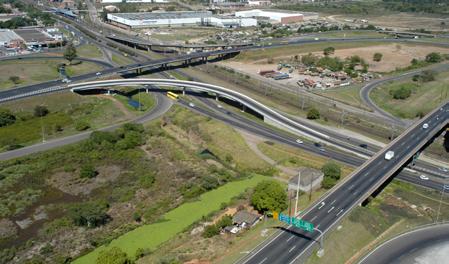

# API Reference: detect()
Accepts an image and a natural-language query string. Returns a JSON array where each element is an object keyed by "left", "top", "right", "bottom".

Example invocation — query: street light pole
[
  {"left": 314, "top": 228, "right": 325, "bottom": 257},
  {"left": 294, "top": 170, "right": 301, "bottom": 216}
]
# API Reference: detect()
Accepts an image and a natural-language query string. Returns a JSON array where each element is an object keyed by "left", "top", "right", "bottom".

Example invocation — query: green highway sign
[{"left": 274, "top": 212, "right": 314, "bottom": 232}]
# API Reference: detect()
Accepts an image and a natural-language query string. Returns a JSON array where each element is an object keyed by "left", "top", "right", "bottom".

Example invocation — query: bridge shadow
[{"left": 274, "top": 226, "right": 315, "bottom": 242}]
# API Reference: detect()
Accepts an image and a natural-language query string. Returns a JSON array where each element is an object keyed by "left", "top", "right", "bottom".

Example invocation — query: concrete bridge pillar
[
  {"left": 146, "top": 88, "right": 149, "bottom": 93},
  {"left": 241, "top": 105, "right": 246, "bottom": 112},
  {"left": 107, "top": 90, "right": 111, "bottom": 95},
  {"left": 182, "top": 87, "right": 186, "bottom": 95},
  {"left": 215, "top": 94, "right": 219, "bottom": 101}
]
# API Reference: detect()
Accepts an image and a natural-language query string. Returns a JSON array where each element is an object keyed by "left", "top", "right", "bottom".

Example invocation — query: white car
[
  {"left": 296, "top": 139, "right": 303, "bottom": 144},
  {"left": 96, "top": 72, "right": 102, "bottom": 76},
  {"left": 188, "top": 102, "right": 195, "bottom": 107},
  {"left": 422, "top": 123, "right": 429, "bottom": 129},
  {"left": 217, "top": 104, "right": 223, "bottom": 109},
  {"left": 419, "top": 175, "right": 429, "bottom": 180},
  {"left": 439, "top": 167, "right": 448, "bottom": 172}
]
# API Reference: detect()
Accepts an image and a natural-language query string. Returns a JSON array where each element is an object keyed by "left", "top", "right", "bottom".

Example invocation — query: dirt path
[
  {"left": 97, "top": 94, "right": 134, "bottom": 120},
  {"left": 237, "top": 129, "right": 297, "bottom": 182}
]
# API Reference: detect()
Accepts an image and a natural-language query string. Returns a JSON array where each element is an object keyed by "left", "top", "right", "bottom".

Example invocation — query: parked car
[{"left": 419, "top": 175, "right": 429, "bottom": 180}]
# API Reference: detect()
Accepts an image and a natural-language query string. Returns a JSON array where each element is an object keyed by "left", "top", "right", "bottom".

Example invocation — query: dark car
[
  {"left": 359, "top": 144, "right": 368, "bottom": 149},
  {"left": 314, "top": 142, "right": 322, "bottom": 148}
]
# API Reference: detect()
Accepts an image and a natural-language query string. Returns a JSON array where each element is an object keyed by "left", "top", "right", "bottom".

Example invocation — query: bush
[
  {"left": 9, "top": 76, "right": 20, "bottom": 84},
  {"left": 321, "top": 161, "right": 341, "bottom": 181},
  {"left": 301, "top": 53, "right": 319, "bottom": 66},
  {"left": 33, "top": 105, "right": 49, "bottom": 117},
  {"left": 202, "top": 224, "right": 220, "bottom": 238},
  {"left": 307, "top": 108, "right": 320, "bottom": 120},
  {"left": 390, "top": 85, "right": 412, "bottom": 100},
  {"left": 0, "top": 108, "right": 16, "bottom": 127},
  {"left": 251, "top": 180, "right": 287, "bottom": 213},
  {"left": 323, "top": 46, "right": 335, "bottom": 56},
  {"left": 69, "top": 200, "right": 109, "bottom": 228},
  {"left": 139, "top": 172, "right": 155, "bottom": 188},
  {"left": 425, "top": 52, "right": 443, "bottom": 63},
  {"left": 373, "top": 53, "right": 383, "bottom": 62},
  {"left": 79, "top": 164, "right": 98, "bottom": 179},
  {"left": 317, "top": 56, "right": 344, "bottom": 71},
  {"left": 75, "top": 120, "right": 90, "bottom": 131}
]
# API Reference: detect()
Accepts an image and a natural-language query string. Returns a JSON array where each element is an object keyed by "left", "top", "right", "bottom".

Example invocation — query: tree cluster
[
  {"left": 251, "top": 180, "right": 287, "bottom": 213},
  {"left": 0, "top": 109, "right": 16, "bottom": 127},
  {"left": 68, "top": 200, "right": 109, "bottom": 228},
  {"left": 321, "top": 161, "right": 341, "bottom": 189},
  {"left": 202, "top": 215, "right": 233, "bottom": 238}
]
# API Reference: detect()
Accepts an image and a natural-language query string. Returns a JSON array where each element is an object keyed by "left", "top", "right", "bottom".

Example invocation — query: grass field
[
  {"left": 111, "top": 54, "right": 134, "bottom": 65},
  {"left": 257, "top": 141, "right": 354, "bottom": 177},
  {"left": 371, "top": 71, "right": 449, "bottom": 118},
  {"left": 73, "top": 174, "right": 269, "bottom": 264},
  {"left": 0, "top": 59, "right": 102, "bottom": 90},
  {"left": 114, "top": 91, "right": 156, "bottom": 112},
  {"left": 234, "top": 41, "right": 387, "bottom": 62},
  {"left": 315, "top": 84, "right": 369, "bottom": 110},
  {"left": 76, "top": 44, "right": 103, "bottom": 59}
]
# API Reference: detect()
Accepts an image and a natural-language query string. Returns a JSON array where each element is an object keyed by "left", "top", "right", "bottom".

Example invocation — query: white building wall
[
  {"left": 101, "top": 0, "right": 122, "bottom": 3},
  {"left": 235, "top": 9, "right": 302, "bottom": 22}
]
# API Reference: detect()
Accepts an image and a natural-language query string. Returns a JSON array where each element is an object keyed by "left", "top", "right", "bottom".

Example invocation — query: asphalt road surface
[{"left": 359, "top": 223, "right": 449, "bottom": 264}]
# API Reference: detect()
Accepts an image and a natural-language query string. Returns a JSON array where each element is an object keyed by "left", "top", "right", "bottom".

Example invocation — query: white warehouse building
[
  {"left": 235, "top": 9, "right": 303, "bottom": 24},
  {"left": 107, "top": 11, "right": 257, "bottom": 28},
  {"left": 101, "top": 0, "right": 169, "bottom": 3}
]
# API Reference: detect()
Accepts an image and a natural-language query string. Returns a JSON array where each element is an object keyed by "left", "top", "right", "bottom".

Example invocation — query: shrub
[
  {"left": 321, "top": 161, "right": 341, "bottom": 181},
  {"left": 390, "top": 85, "right": 412, "bottom": 100},
  {"left": 9, "top": 76, "right": 20, "bottom": 84},
  {"left": 373, "top": 53, "right": 383, "bottom": 62},
  {"left": 69, "top": 201, "right": 109, "bottom": 228},
  {"left": 139, "top": 172, "right": 155, "bottom": 188},
  {"left": 79, "top": 164, "right": 98, "bottom": 179},
  {"left": 323, "top": 46, "right": 335, "bottom": 56},
  {"left": 96, "top": 247, "right": 131, "bottom": 264},
  {"left": 307, "top": 108, "right": 320, "bottom": 120},
  {"left": 425, "top": 52, "right": 443, "bottom": 63},
  {"left": 0, "top": 109, "right": 16, "bottom": 127},
  {"left": 33, "top": 105, "right": 49, "bottom": 117},
  {"left": 75, "top": 120, "right": 90, "bottom": 131},
  {"left": 202, "top": 224, "right": 220, "bottom": 238}
]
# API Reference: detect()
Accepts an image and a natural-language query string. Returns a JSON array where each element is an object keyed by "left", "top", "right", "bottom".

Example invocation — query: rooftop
[
  {"left": 0, "top": 29, "right": 23, "bottom": 42},
  {"left": 111, "top": 11, "right": 212, "bottom": 20},
  {"left": 14, "top": 28, "right": 53, "bottom": 43},
  {"left": 232, "top": 210, "right": 261, "bottom": 225}
]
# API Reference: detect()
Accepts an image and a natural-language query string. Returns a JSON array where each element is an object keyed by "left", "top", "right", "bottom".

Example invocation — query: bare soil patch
[
  {"left": 0, "top": 219, "right": 18, "bottom": 239},
  {"left": 48, "top": 165, "right": 122, "bottom": 196},
  {"left": 226, "top": 44, "right": 449, "bottom": 73}
]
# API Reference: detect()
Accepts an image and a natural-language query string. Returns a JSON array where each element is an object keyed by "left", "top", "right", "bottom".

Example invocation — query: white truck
[{"left": 385, "top": 150, "right": 395, "bottom": 160}]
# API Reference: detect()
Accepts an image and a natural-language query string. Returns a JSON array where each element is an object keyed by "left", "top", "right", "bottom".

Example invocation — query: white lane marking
[
  {"left": 336, "top": 209, "right": 344, "bottom": 217},
  {"left": 363, "top": 172, "right": 369, "bottom": 177},
  {"left": 286, "top": 235, "right": 294, "bottom": 242},
  {"left": 288, "top": 246, "right": 296, "bottom": 253},
  {"left": 310, "top": 216, "right": 317, "bottom": 222},
  {"left": 348, "top": 184, "right": 355, "bottom": 190},
  {"left": 330, "top": 199, "right": 336, "bottom": 205},
  {"left": 327, "top": 206, "right": 335, "bottom": 213},
  {"left": 353, "top": 191, "right": 359, "bottom": 196},
  {"left": 259, "top": 257, "right": 268, "bottom": 264},
  {"left": 406, "top": 145, "right": 411, "bottom": 149},
  {"left": 318, "top": 202, "right": 325, "bottom": 210},
  {"left": 400, "top": 141, "right": 406, "bottom": 146}
]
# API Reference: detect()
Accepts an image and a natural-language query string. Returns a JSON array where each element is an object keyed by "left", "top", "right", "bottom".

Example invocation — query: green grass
[
  {"left": 0, "top": 59, "right": 102, "bottom": 90},
  {"left": 76, "top": 44, "right": 103, "bottom": 59},
  {"left": 371, "top": 71, "right": 449, "bottom": 118},
  {"left": 73, "top": 174, "right": 269, "bottom": 264},
  {"left": 111, "top": 54, "right": 134, "bottom": 65},
  {"left": 114, "top": 91, "right": 156, "bottom": 113},
  {"left": 314, "top": 84, "right": 369, "bottom": 110}
]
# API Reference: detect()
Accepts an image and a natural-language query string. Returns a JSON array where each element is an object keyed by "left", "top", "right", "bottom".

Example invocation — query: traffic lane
[{"left": 359, "top": 223, "right": 449, "bottom": 264}]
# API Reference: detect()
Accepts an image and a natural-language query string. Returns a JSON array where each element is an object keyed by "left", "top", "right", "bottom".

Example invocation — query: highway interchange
[{"left": 1, "top": 12, "right": 449, "bottom": 264}]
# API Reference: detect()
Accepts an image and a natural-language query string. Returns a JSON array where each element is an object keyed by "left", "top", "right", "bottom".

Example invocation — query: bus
[{"left": 167, "top": 91, "right": 179, "bottom": 100}]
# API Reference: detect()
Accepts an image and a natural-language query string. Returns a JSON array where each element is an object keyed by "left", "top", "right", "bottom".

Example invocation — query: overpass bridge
[{"left": 106, "top": 34, "right": 254, "bottom": 53}]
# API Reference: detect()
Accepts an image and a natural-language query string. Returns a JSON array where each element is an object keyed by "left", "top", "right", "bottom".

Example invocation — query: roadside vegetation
[
  {"left": 371, "top": 64, "right": 449, "bottom": 119},
  {"left": 0, "top": 105, "right": 274, "bottom": 264}
]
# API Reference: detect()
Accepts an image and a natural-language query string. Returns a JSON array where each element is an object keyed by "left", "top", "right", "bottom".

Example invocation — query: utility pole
[
  {"left": 436, "top": 183, "right": 449, "bottom": 223},
  {"left": 294, "top": 170, "right": 301, "bottom": 216},
  {"left": 315, "top": 228, "right": 325, "bottom": 257}
]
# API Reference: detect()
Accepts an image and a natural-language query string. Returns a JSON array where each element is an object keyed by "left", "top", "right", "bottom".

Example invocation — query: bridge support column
[
  {"left": 241, "top": 105, "right": 246, "bottom": 112},
  {"left": 146, "top": 88, "right": 149, "bottom": 93},
  {"left": 215, "top": 94, "right": 219, "bottom": 101},
  {"left": 107, "top": 90, "right": 111, "bottom": 95},
  {"left": 182, "top": 87, "right": 186, "bottom": 95},
  {"left": 147, "top": 46, "right": 150, "bottom": 52}
]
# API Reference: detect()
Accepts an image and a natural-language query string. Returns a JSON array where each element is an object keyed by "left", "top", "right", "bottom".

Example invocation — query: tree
[
  {"left": 317, "top": 56, "right": 344, "bottom": 71},
  {"left": 80, "top": 164, "right": 98, "bottom": 179},
  {"left": 96, "top": 247, "right": 131, "bottom": 264},
  {"left": 75, "top": 120, "right": 90, "bottom": 131},
  {"left": 0, "top": 109, "right": 16, "bottom": 127},
  {"left": 323, "top": 47, "right": 335, "bottom": 56},
  {"left": 202, "top": 224, "right": 220, "bottom": 238},
  {"left": 301, "top": 53, "right": 319, "bottom": 66},
  {"left": 425, "top": 52, "right": 443, "bottom": 63},
  {"left": 251, "top": 180, "right": 287, "bottom": 213},
  {"left": 64, "top": 42, "right": 77, "bottom": 64},
  {"left": 33, "top": 105, "right": 49, "bottom": 117},
  {"left": 9, "top": 76, "right": 20, "bottom": 84},
  {"left": 373, "top": 52, "right": 383, "bottom": 62},
  {"left": 321, "top": 162, "right": 341, "bottom": 181},
  {"left": 307, "top": 108, "right": 320, "bottom": 120}
]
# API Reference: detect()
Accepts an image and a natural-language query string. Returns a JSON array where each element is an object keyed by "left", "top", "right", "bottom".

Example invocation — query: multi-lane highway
[{"left": 238, "top": 103, "right": 449, "bottom": 264}]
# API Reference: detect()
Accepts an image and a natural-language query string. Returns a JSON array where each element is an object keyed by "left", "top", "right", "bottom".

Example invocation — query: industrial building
[
  {"left": 0, "top": 29, "right": 23, "bottom": 47},
  {"left": 107, "top": 11, "right": 257, "bottom": 28},
  {"left": 235, "top": 9, "right": 303, "bottom": 24},
  {"left": 101, "top": 0, "right": 169, "bottom": 3}
]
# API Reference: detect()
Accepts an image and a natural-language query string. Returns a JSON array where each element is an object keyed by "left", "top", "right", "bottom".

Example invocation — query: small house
[{"left": 232, "top": 210, "right": 261, "bottom": 228}]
